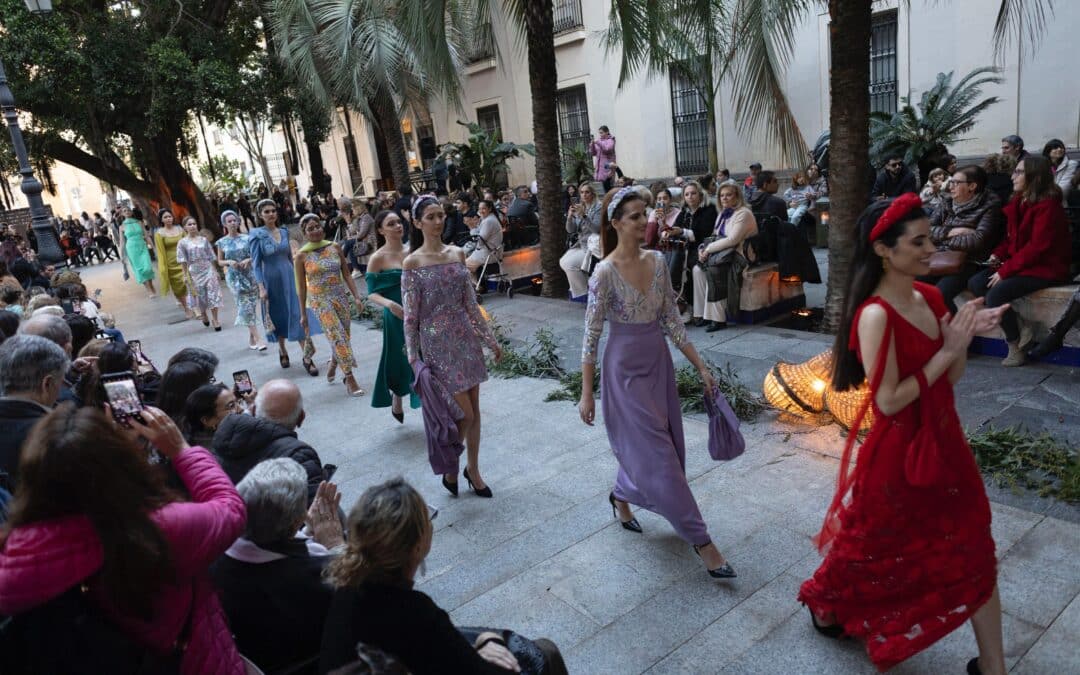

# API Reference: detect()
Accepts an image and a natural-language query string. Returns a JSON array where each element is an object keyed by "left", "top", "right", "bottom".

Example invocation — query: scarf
[
  {"left": 713, "top": 207, "right": 734, "bottom": 237},
  {"left": 294, "top": 239, "right": 335, "bottom": 291}
]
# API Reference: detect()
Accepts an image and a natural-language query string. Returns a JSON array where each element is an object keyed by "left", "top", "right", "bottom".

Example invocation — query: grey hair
[
  {"left": 254, "top": 381, "right": 304, "bottom": 429},
  {"left": 236, "top": 458, "right": 308, "bottom": 546},
  {"left": 18, "top": 314, "right": 73, "bottom": 351},
  {"left": 0, "top": 335, "right": 69, "bottom": 395}
]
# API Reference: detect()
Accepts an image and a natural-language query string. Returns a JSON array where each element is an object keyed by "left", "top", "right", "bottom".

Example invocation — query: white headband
[{"left": 606, "top": 186, "right": 637, "bottom": 220}]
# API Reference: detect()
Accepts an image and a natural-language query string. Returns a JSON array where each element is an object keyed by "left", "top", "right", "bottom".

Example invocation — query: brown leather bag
[{"left": 928, "top": 249, "right": 967, "bottom": 276}]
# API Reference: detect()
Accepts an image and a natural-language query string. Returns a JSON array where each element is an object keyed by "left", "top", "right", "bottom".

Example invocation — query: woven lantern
[
  {"left": 825, "top": 383, "right": 875, "bottom": 431},
  {"left": 762, "top": 350, "right": 833, "bottom": 417}
]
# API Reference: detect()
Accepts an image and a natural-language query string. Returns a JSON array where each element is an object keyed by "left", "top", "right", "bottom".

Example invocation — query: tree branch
[{"left": 41, "top": 138, "right": 156, "bottom": 196}]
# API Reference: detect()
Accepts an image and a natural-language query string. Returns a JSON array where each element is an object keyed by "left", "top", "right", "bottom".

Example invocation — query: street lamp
[{"left": 0, "top": 0, "right": 64, "bottom": 266}]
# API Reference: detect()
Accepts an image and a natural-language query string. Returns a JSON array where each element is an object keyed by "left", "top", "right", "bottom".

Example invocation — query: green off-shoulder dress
[{"left": 365, "top": 269, "right": 420, "bottom": 409}]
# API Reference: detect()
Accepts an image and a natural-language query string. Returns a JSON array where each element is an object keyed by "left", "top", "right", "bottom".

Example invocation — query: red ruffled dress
[{"left": 799, "top": 283, "right": 997, "bottom": 671}]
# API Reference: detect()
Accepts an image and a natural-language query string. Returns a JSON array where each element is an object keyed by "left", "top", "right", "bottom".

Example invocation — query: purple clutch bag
[{"left": 704, "top": 387, "right": 745, "bottom": 461}]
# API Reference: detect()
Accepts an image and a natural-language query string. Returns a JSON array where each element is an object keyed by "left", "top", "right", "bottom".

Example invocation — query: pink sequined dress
[{"left": 402, "top": 261, "right": 498, "bottom": 395}]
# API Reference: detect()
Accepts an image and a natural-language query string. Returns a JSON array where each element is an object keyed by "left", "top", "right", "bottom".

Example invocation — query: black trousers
[
  {"left": 919, "top": 263, "right": 980, "bottom": 315},
  {"left": 967, "top": 268, "right": 1059, "bottom": 342}
]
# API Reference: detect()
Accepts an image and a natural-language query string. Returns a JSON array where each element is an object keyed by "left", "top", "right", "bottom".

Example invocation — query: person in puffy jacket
[{"left": 0, "top": 404, "right": 247, "bottom": 674}]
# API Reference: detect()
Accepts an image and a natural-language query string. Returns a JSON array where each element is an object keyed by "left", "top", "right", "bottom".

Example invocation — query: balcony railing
[
  {"left": 466, "top": 30, "right": 495, "bottom": 64},
  {"left": 553, "top": 0, "right": 583, "bottom": 35}
]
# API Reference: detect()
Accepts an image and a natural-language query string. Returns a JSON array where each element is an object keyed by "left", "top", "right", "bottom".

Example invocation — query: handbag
[
  {"left": 704, "top": 387, "right": 745, "bottom": 461},
  {"left": 928, "top": 248, "right": 967, "bottom": 276}
]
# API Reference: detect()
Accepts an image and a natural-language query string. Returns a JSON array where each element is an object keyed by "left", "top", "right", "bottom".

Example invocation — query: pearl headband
[{"left": 606, "top": 186, "right": 637, "bottom": 220}]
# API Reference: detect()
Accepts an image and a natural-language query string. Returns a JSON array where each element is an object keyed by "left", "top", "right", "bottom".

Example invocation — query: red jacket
[
  {"left": 0, "top": 447, "right": 247, "bottom": 675},
  {"left": 993, "top": 195, "right": 1072, "bottom": 281}
]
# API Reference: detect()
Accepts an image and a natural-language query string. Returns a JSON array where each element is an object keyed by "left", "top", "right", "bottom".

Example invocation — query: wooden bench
[
  {"left": 734, "top": 262, "right": 806, "bottom": 324},
  {"left": 954, "top": 283, "right": 1079, "bottom": 366}
]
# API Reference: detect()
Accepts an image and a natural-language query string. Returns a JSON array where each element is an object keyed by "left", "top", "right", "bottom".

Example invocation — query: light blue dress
[{"left": 249, "top": 226, "right": 321, "bottom": 342}]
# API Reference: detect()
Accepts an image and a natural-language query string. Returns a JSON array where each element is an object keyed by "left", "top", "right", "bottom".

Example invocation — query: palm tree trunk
[
  {"left": 822, "top": 1, "right": 873, "bottom": 333},
  {"left": 372, "top": 93, "right": 411, "bottom": 191},
  {"left": 523, "top": 0, "right": 568, "bottom": 298}
]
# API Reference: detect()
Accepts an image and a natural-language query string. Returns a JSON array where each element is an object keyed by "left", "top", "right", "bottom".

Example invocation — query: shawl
[{"left": 294, "top": 240, "right": 335, "bottom": 291}]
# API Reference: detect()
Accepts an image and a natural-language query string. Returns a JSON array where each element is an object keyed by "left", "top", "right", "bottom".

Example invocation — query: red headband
[{"left": 869, "top": 192, "right": 923, "bottom": 242}]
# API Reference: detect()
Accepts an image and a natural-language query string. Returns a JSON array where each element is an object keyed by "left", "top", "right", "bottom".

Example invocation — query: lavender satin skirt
[{"left": 601, "top": 321, "right": 709, "bottom": 545}]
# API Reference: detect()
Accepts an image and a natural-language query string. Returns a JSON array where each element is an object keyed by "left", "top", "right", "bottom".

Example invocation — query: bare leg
[
  {"left": 210, "top": 307, "right": 220, "bottom": 327},
  {"left": 970, "top": 586, "right": 1006, "bottom": 675},
  {"left": 446, "top": 388, "right": 477, "bottom": 486},
  {"left": 391, "top": 393, "right": 403, "bottom": 416},
  {"left": 277, "top": 336, "right": 287, "bottom": 356},
  {"left": 464, "top": 386, "right": 485, "bottom": 489},
  {"left": 143, "top": 280, "right": 156, "bottom": 297}
]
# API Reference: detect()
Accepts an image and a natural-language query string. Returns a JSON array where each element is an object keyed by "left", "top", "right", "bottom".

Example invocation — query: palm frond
[{"left": 992, "top": 0, "right": 1055, "bottom": 60}]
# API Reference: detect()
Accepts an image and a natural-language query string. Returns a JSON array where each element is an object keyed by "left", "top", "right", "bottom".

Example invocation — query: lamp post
[{"left": 0, "top": 0, "right": 64, "bottom": 266}]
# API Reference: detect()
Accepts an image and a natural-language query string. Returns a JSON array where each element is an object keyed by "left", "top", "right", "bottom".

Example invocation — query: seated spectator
[
  {"left": 698, "top": 173, "right": 717, "bottom": 203},
  {"left": 213, "top": 379, "right": 328, "bottom": 503},
  {"left": 1043, "top": 138, "right": 1077, "bottom": 197},
  {"left": 0, "top": 285, "right": 24, "bottom": 318},
  {"left": 443, "top": 193, "right": 473, "bottom": 246},
  {"left": 1001, "top": 134, "right": 1028, "bottom": 163},
  {"left": 1069, "top": 171, "right": 1080, "bottom": 208},
  {"left": 508, "top": 185, "right": 539, "bottom": 232},
  {"left": 0, "top": 405, "right": 246, "bottom": 673},
  {"left": 320, "top": 478, "right": 567, "bottom": 675},
  {"left": 806, "top": 163, "right": 828, "bottom": 201},
  {"left": 872, "top": 155, "right": 918, "bottom": 199},
  {"left": 743, "top": 162, "right": 762, "bottom": 201},
  {"left": 561, "top": 183, "right": 602, "bottom": 299},
  {"left": 18, "top": 314, "right": 77, "bottom": 403},
  {"left": 716, "top": 168, "right": 737, "bottom": 187},
  {"left": 560, "top": 184, "right": 577, "bottom": 215},
  {"left": 155, "top": 360, "right": 214, "bottom": 422},
  {"left": 0, "top": 308, "right": 19, "bottom": 339},
  {"left": 923, "top": 165, "right": 1005, "bottom": 314},
  {"left": 645, "top": 188, "right": 680, "bottom": 251},
  {"left": 167, "top": 346, "right": 220, "bottom": 375},
  {"left": 691, "top": 183, "right": 757, "bottom": 332},
  {"left": 0, "top": 335, "right": 68, "bottom": 491},
  {"left": 747, "top": 171, "right": 787, "bottom": 223},
  {"left": 919, "top": 168, "right": 948, "bottom": 213},
  {"left": 968, "top": 155, "right": 1072, "bottom": 366},
  {"left": 212, "top": 459, "right": 341, "bottom": 675},
  {"left": 783, "top": 171, "right": 815, "bottom": 224},
  {"left": 65, "top": 314, "right": 96, "bottom": 361},
  {"left": 25, "top": 293, "right": 60, "bottom": 316},
  {"left": 465, "top": 200, "right": 505, "bottom": 277},
  {"left": 983, "top": 152, "right": 1017, "bottom": 205},
  {"left": 183, "top": 382, "right": 238, "bottom": 449}
]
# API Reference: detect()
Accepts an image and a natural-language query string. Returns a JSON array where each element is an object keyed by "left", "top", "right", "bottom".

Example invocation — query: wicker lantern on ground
[
  {"left": 762, "top": 350, "right": 833, "bottom": 417},
  {"left": 825, "top": 383, "right": 875, "bottom": 431}
]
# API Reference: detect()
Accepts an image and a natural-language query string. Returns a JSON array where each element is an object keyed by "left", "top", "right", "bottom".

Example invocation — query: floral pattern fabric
[
  {"left": 303, "top": 245, "right": 356, "bottom": 374},
  {"left": 216, "top": 234, "right": 260, "bottom": 326},
  {"left": 176, "top": 236, "right": 223, "bottom": 311}
]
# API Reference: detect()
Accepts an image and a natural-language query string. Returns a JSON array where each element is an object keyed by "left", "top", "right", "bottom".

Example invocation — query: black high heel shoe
[
  {"left": 463, "top": 467, "right": 492, "bottom": 498},
  {"left": 966, "top": 657, "right": 981, "bottom": 675},
  {"left": 391, "top": 409, "right": 404, "bottom": 424},
  {"left": 608, "top": 492, "right": 642, "bottom": 533},
  {"left": 441, "top": 475, "right": 458, "bottom": 497},
  {"left": 806, "top": 605, "right": 845, "bottom": 639},
  {"left": 693, "top": 543, "right": 737, "bottom": 579}
]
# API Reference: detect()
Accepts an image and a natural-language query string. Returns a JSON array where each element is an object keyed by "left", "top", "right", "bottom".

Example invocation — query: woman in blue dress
[
  {"left": 215, "top": 210, "right": 267, "bottom": 351},
  {"left": 249, "top": 199, "right": 321, "bottom": 374}
]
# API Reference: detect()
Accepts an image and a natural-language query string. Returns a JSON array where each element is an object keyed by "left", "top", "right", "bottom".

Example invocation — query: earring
[{"left": 882, "top": 257, "right": 889, "bottom": 271}]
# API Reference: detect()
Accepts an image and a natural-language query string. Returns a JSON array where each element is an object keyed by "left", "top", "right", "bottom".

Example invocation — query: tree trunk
[
  {"left": 822, "top": 1, "right": 873, "bottom": 333},
  {"left": 302, "top": 134, "right": 325, "bottom": 197},
  {"left": 372, "top": 93, "right": 411, "bottom": 191},
  {"left": 524, "top": 0, "right": 568, "bottom": 299}
]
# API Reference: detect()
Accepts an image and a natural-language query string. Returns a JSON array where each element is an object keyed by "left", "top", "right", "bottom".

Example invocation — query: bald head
[
  {"left": 254, "top": 379, "right": 304, "bottom": 429},
  {"left": 19, "top": 314, "right": 73, "bottom": 355}
]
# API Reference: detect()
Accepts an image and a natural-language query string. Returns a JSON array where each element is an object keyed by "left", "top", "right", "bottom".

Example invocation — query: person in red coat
[
  {"left": 967, "top": 155, "right": 1072, "bottom": 366},
  {"left": 0, "top": 405, "right": 248, "bottom": 674}
]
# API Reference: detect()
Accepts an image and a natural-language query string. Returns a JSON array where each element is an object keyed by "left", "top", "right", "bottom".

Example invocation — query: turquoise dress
[
  {"left": 365, "top": 269, "right": 420, "bottom": 409},
  {"left": 122, "top": 218, "right": 154, "bottom": 283}
]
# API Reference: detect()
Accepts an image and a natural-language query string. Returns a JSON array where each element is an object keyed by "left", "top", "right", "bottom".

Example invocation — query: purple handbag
[{"left": 704, "top": 387, "right": 745, "bottom": 461}]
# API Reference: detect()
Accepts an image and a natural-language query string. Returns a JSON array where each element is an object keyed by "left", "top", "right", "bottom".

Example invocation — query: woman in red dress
[{"left": 799, "top": 193, "right": 1009, "bottom": 674}]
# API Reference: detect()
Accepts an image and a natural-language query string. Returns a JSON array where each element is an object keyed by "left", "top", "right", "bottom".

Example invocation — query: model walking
[
  {"left": 250, "top": 199, "right": 320, "bottom": 375},
  {"left": 118, "top": 206, "right": 156, "bottom": 298},
  {"left": 295, "top": 214, "right": 365, "bottom": 397},
  {"left": 403, "top": 195, "right": 501, "bottom": 497},
  {"left": 799, "top": 194, "right": 1008, "bottom": 674},
  {"left": 215, "top": 211, "right": 267, "bottom": 350},
  {"left": 577, "top": 187, "right": 734, "bottom": 579},
  {"left": 177, "top": 216, "right": 224, "bottom": 330},
  {"left": 365, "top": 210, "right": 420, "bottom": 422},
  {"left": 154, "top": 209, "right": 191, "bottom": 317}
]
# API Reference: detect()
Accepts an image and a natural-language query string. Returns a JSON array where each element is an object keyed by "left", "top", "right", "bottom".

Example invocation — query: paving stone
[
  {"left": 1012, "top": 593, "right": 1080, "bottom": 674},
  {"left": 997, "top": 558, "right": 1080, "bottom": 628}
]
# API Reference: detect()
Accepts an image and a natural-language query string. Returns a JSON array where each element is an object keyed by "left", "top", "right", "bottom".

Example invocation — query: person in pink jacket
[
  {"left": 589, "top": 125, "right": 618, "bottom": 192},
  {"left": 0, "top": 404, "right": 248, "bottom": 674}
]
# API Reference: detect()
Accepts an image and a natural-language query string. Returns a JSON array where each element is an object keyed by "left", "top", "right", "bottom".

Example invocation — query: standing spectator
[
  {"left": 747, "top": 171, "right": 788, "bottom": 222},
  {"left": 968, "top": 155, "right": 1072, "bottom": 367},
  {"left": 872, "top": 155, "right": 918, "bottom": 199},
  {"left": 1042, "top": 138, "right": 1077, "bottom": 196},
  {"left": 588, "top": 125, "right": 617, "bottom": 192},
  {"left": 1000, "top": 134, "right": 1028, "bottom": 162},
  {"left": 0, "top": 335, "right": 68, "bottom": 492}
]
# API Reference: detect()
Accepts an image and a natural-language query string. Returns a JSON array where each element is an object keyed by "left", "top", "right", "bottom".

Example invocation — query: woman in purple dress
[
  {"left": 403, "top": 195, "right": 502, "bottom": 498},
  {"left": 578, "top": 187, "right": 736, "bottom": 579}
]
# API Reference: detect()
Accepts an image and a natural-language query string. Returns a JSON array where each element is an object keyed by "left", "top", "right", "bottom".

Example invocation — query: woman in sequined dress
[
  {"left": 577, "top": 187, "right": 735, "bottom": 580},
  {"left": 403, "top": 195, "right": 502, "bottom": 498},
  {"left": 176, "top": 216, "right": 224, "bottom": 330},
  {"left": 295, "top": 214, "right": 365, "bottom": 397}
]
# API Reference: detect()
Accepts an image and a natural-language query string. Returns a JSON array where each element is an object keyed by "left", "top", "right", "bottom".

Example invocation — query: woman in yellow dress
[{"left": 154, "top": 208, "right": 192, "bottom": 318}]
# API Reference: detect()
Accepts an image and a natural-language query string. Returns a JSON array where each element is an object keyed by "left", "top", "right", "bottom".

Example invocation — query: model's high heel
[
  {"left": 693, "top": 543, "right": 737, "bottom": 579},
  {"left": 608, "top": 492, "right": 642, "bottom": 533},
  {"left": 441, "top": 475, "right": 458, "bottom": 497},
  {"left": 302, "top": 357, "right": 319, "bottom": 377},
  {"left": 344, "top": 375, "right": 365, "bottom": 397},
  {"left": 391, "top": 410, "right": 404, "bottom": 424},
  {"left": 326, "top": 359, "right": 337, "bottom": 383},
  {"left": 463, "top": 466, "right": 492, "bottom": 498},
  {"left": 805, "top": 605, "right": 845, "bottom": 639},
  {"left": 966, "top": 657, "right": 981, "bottom": 675}
]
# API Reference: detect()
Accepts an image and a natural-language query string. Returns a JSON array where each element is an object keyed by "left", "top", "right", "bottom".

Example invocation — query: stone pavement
[{"left": 76, "top": 259, "right": 1078, "bottom": 674}]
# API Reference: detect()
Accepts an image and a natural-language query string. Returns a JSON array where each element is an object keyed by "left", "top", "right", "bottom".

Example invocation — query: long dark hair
[
  {"left": 182, "top": 382, "right": 227, "bottom": 437},
  {"left": 373, "top": 209, "right": 397, "bottom": 248},
  {"left": 409, "top": 197, "right": 441, "bottom": 250},
  {"left": 1018, "top": 155, "right": 1062, "bottom": 204},
  {"left": 6, "top": 405, "right": 173, "bottom": 617},
  {"left": 156, "top": 361, "right": 213, "bottom": 422},
  {"left": 831, "top": 198, "right": 928, "bottom": 391},
  {"left": 599, "top": 189, "right": 645, "bottom": 256}
]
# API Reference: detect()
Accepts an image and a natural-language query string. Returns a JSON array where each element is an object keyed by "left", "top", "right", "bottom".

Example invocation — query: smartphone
[
  {"left": 101, "top": 371, "right": 145, "bottom": 426},
  {"left": 232, "top": 370, "right": 253, "bottom": 395}
]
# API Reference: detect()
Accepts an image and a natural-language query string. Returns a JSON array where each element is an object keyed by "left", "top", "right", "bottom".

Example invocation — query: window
[
  {"left": 669, "top": 66, "right": 709, "bottom": 177},
  {"left": 477, "top": 105, "right": 502, "bottom": 140},
  {"left": 869, "top": 11, "right": 898, "bottom": 115},
  {"left": 556, "top": 85, "right": 590, "bottom": 151},
  {"left": 553, "top": 0, "right": 584, "bottom": 34}
]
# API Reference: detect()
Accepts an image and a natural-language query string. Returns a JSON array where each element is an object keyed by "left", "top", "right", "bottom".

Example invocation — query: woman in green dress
[
  {"left": 153, "top": 208, "right": 192, "bottom": 318},
  {"left": 365, "top": 210, "right": 420, "bottom": 422},
  {"left": 118, "top": 205, "right": 156, "bottom": 298}
]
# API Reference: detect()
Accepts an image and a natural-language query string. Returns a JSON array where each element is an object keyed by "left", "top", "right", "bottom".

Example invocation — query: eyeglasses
[{"left": 887, "top": 162, "right": 902, "bottom": 169}]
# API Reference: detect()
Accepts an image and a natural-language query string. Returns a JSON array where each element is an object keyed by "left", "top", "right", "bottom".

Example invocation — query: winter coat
[
  {"left": 588, "top": 137, "right": 617, "bottom": 182},
  {"left": 0, "top": 446, "right": 247, "bottom": 675},
  {"left": 0, "top": 398, "right": 50, "bottom": 491},
  {"left": 747, "top": 191, "right": 788, "bottom": 223},
  {"left": 211, "top": 413, "right": 326, "bottom": 505},
  {"left": 1051, "top": 157, "right": 1078, "bottom": 195},
  {"left": 872, "top": 166, "right": 918, "bottom": 199},
  {"left": 992, "top": 195, "right": 1072, "bottom": 281},
  {"left": 929, "top": 190, "right": 1005, "bottom": 260}
]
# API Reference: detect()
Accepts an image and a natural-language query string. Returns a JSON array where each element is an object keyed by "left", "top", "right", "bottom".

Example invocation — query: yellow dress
[{"left": 155, "top": 230, "right": 188, "bottom": 302}]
